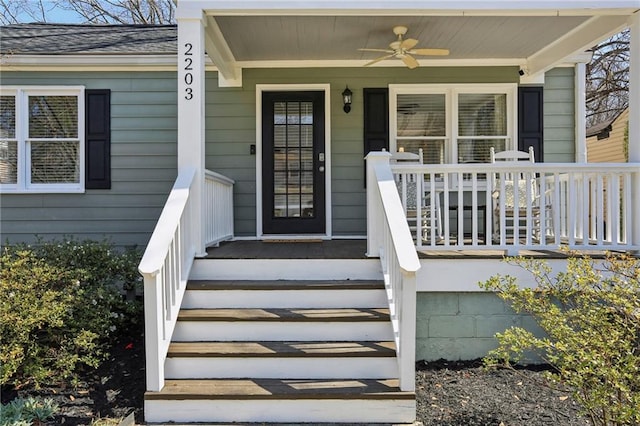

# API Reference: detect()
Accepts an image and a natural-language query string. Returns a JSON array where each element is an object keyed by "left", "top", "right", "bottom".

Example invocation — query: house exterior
[
  {"left": 1, "top": 1, "right": 639, "bottom": 423},
  {"left": 587, "top": 107, "right": 630, "bottom": 162}
]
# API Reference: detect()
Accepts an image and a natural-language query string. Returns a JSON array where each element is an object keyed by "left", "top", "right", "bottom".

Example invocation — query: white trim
[
  {"left": 1, "top": 56, "right": 598, "bottom": 73},
  {"left": 0, "top": 86, "right": 85, "bottom": 194},
  {"left": 417, "top": 257, "right": 573, "bottom": 292},
  {"left": 389, "top": 83, "right": 518, "bottom": 163},
  {"left": 203, "top": 16, "right": 241, "bottom": 86},
  {"left": 574, "top": 62, "right": 588, "bottom": 163},
  {"left": 525, "top": 15, "right": 630, "bottom": 76},
  {"left": 255, "top": 84, "right": 332, "bottom": 238},
  {"left": 193, "top": 0, "right": 640, "bottom": 15}
]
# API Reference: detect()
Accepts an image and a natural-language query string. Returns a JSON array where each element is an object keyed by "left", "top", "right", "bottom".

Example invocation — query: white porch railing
[
  {"left": 390, "top": 161, "right": 639, "bottom": 254},
  {"left": 366, "top": 152, "right": 420, "bottom": 392},
  {"left": 139, "top": 167, "right": 234, "bottom": 392},
  {"left": 204, "top": 169, "right": 235, "bottom": 246}
]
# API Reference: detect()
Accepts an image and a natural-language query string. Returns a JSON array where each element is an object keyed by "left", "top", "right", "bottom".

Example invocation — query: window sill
[{"left": 0, "top": 187, "right": 85, "bottom": 194}]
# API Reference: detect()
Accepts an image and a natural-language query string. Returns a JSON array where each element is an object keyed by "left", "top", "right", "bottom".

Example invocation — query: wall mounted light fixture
[{"left": 342, "top": 86, "right": 352, "bottom": 113}]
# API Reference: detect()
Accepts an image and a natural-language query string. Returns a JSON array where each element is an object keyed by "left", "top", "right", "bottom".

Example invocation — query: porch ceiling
[
  {"left": 213, "top": 15, "right": 591, "bottom": 62},
  {"left": 193, "top": 4, "right": 636, "bottom": 86}
]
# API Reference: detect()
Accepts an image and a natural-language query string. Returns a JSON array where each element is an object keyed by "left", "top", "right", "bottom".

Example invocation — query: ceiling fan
[{"left": 359, "top": 25, "right": 449, "bottom": 69}]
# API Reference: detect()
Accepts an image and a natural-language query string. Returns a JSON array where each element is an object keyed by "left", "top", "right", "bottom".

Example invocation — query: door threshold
[{"left": 260, "top": 235, "right": 330, "bottom": 242}]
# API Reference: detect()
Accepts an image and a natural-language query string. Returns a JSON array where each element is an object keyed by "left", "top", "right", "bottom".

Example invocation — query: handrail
[
  {"left": 204, "top": 169, "right": 235, "bottom": 247},
  {"left": 139, "top": 167, "right": 197, "bottom": 392},
  {"left": 366, "top": 152, "right": 420, "bottom": 392}
]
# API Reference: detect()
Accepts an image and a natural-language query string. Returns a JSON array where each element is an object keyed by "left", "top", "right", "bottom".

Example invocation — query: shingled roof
[{"left": 0, "top": 23, "right": 177, "bottom": 55}]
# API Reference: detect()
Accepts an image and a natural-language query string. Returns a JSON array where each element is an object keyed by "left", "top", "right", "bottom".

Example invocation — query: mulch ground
[
  {"left": 416, "top": 359, "right": 589, "bottom": 426},
  {"left": 1, "top": 319, "right": 145, "bottom": 425},
  {"left": 3, "top": 328, "right": 589, "bottom": 425}
]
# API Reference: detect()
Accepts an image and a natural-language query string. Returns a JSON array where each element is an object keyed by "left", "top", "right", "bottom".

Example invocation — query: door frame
[{"left": 256, "top": 84, "right": 332, "bottom": 238}]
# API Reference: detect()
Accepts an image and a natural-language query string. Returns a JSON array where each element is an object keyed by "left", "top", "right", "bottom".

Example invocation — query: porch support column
[
  {"left": 574, "top": 62, "right": 587, "bottom": 163},
  {"left": 629, "top": 11, "right": 640, "bottom": 250},
  {"left": 177, "top": 10, "right": 207, "bottom": 257},
  {"left": 365, "top": 151, "right": 392, "bottom": 258}
]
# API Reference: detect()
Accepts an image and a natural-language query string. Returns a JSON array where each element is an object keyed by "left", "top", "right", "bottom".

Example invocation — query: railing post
[
  {"left": 177, "top": 10, "right": 207, "bottom": 257},
  {"left": 629, "top": 11, "right": 640, "bottom": 251},
  {"left": 365, "top": 151, "right": 393, "bottom": 257},
  {"left": 143, "top": 273, "right": 165, "bottom": 392},
  {"left": 399, "top": 270, "right": 417, "bottom": 392}
]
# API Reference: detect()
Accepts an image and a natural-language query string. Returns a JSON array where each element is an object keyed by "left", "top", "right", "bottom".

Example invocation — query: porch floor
[{"left": 204, "top": 240, "right": 607, "bottom": 260}]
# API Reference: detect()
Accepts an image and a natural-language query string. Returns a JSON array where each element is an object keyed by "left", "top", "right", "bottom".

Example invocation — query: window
[
  {"left": 390, "top": 84, "right": 516, "bottom": 164},
  {"left": 0, "top": 87, "right": 84, "bottom": 193}
]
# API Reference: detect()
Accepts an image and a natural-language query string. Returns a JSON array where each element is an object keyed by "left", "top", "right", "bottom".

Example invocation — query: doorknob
[{"left": 319, "top": 166, "right": 325, "bottom": 172}]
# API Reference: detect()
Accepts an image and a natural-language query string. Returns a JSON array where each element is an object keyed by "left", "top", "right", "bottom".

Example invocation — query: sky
[{"left": 12, "top": 1, "right": 84, "bottom": 24}]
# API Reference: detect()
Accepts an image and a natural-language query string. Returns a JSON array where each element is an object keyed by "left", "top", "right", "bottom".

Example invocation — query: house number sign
[{"left": 184, "top": 42, "right": 194, "bottom": 100}]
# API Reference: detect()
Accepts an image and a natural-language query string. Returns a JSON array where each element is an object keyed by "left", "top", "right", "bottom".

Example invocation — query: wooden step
[
  {"left": 186, "top": 279, "right": 384, "bottom": 290},
  {"left": 177, "top": 307, "right": 390, "bottom": 322},
  {"left": 182, "top": 280, "right": 389, "bottom": 309},
  {"left": 164, "top": 341, "right": 400, "bottom": 379},
  {"left": 144, "top": 379, "right": 415, "bottom": 423},
  {"left": 173, "top": 308, "right": 394, "bottom": 341},
  {"left": 167, "top": 340, "right": 396, "bottom": 357},
  {"left": 146, "top": 378, "right": 413, "bottom": 400}
]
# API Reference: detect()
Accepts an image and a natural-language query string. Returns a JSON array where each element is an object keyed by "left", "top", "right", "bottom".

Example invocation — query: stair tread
[
  {"left": 187, "top": 280, "right": 384, "bottom": 291},
  {"left": 178, "top": 307, "right": 390, "bottom": 322},
  {"left": 145, "top": 378, "right": 414, "bottom": 400},
  {"left": 167, "top": 341, "right": 396, "bottom": 357}
]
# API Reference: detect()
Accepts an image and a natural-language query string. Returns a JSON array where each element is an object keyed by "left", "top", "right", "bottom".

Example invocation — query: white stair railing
[
  {"left": 366, "top": 152, "right": 421, "bottom": 392},
  {"left": 139, "top": 167, "right": 235, "bottom": 392},
  {"left": 204, "top": 169, "right": 235, "bottom": 246}
]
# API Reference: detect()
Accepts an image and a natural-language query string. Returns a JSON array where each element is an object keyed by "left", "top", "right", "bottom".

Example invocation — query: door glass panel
[
  {"left": 272, "top": 100, "right": 315, "bottom": 218},
  {"left": 300, "top": 102, "right": 313, "bottom": 124},
  {"left": 287, "top": 103, "right": 300, "bottom": 124},
  {"left": 274, "top": 102, "right": 287, "bottom": 124},
  {"left": 274, "top": 126, "right": 286, "bottom": 147},
  {"left": 301, "top": 125, "right": 313, "bottom": 147}
]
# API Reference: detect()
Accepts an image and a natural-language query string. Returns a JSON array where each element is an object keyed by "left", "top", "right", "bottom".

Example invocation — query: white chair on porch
[
  {"left": 391, "top": 149, "right": 443, "bottom": 243},
  {"left": 490, "top": 146, "right": 552, "bottom": 243}
]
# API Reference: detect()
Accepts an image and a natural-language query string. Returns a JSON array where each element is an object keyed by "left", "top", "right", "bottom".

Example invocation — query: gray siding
[
  {"left": 1, "top": 65, "right": 577, "bottom": 244},
  {"left": 0, "top": 72, "right": 178, "bottom": 248},
  {"left": 205, "top": 66, "right": 520, "bottom": 237},
  {"left": 543, "top": 67, "right": 576, "bottom": 162}
]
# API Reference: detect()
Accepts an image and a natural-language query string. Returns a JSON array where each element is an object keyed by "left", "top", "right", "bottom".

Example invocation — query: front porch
[{"left": 138, "top": 1, "right": 640, "bottom": 423}]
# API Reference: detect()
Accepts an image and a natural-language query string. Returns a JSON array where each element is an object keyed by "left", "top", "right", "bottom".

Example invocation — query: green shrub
[
  {"left": 0, "top": 238, "right": 142, "bottom": 388},
  {"left": 481, "top": 253, "right": 640, "bottom": 426},
  {"left": 0, "top": 396, "right": 58, "bottom": 426}
]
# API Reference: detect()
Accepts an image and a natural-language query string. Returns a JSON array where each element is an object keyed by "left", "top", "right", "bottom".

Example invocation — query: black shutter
[
  {"left": 363, "top": 88, "right": 389, "bottom": 185},
  {"left": 363, "top": 88, "right": 389, "bottom": 154},
  {"left": 85, "top": 89, "right": 111, "bottom": 189},
  {"left": 518, "top": 86, "right": 544, "bottom": 162}
]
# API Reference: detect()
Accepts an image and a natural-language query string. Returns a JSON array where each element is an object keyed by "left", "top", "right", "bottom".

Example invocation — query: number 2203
[{"left": 184, "top": 43, "right": 194, "bottom": 100}]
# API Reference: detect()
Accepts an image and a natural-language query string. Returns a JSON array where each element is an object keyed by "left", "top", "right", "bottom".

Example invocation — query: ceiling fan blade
[
  {"left": 409, "top": 48, "right": 450, "bottom": 56},
  {"left": 401, "top": 38, "right": 419, "bottom": 50},
  {"left": 363, "top": 54, "right": 395, "bottom": 67},
  {"left": 401, "top": 54, "right": 419, "bottom": 69},
  {"left": 358, "top": 48, "right": 394, "bottom": 53}
]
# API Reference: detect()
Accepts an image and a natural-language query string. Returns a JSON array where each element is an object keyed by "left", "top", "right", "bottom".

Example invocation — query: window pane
[
  {"left": 457, "top": 138, "right": 506, "bottom": 163},
  {"left": 29, "top": 96, "right": 78, "bottom": 138},
  {"left": 397, "top": 139, "right": 445, "bottom": 164},
  {"left": 0, "top": 96, "right": 16, "bottom": 138},
  {"left": 30, "top": 141, "right": 79, "bottom": 184},
  {"left": 458, "top": 94, "right": 507, "bottom": 137},
  {"left": 397, "top": 94, "right": 446, "bottom": 137},
  {"left": 0, "top": 140, "right": 17, "bottom": 184}
]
